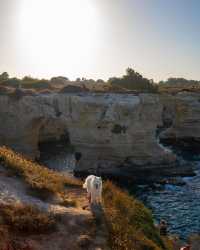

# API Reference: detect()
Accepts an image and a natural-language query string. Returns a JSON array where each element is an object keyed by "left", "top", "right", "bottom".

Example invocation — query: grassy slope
[
  {"left": 0, "top": 147, "right": 172, "bottom": 249},
  {"left": 103, "top": 181, "right": 172, "bottom": 250},
  {"left": 0, "top": 146, "right": 83, "bottom": 236},
  {"left": 0, "top": 203, "right": 56, "bottom": 234},
  {"left": 0, "top": 146, "right": 81, "bottom": 195},
  {"left": 0, "top": 147, "right": 97, "bottom": 250}
]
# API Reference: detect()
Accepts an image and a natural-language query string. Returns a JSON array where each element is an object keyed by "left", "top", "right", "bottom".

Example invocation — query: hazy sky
[{"left": 0, "top": 0, "right": 200, "bottom": 81}]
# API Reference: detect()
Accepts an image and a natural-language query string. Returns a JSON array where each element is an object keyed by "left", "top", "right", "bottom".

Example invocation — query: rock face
[
  {"left": 160, "top": 92, "right": 200, "bottom": 154},
  {"left": 0, "top": 92, "right": 199, "bottom": 180}
]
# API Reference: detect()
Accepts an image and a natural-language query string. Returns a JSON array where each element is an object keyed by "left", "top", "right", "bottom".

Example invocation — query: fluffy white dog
[{"left": 83, "top": 175, "right": 102, "bottom": 204}]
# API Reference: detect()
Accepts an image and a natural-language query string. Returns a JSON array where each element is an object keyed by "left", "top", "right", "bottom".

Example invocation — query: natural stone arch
[
  {"left": 27, "top": 116, "right": 71, "bottom": 159},
  {"left": 38, "top": 118, "right": 69, "bottom": 145}
]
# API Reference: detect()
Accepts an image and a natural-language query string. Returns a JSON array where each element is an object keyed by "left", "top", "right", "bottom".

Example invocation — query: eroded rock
[{"left": 0, "top": 92, "right": 199, "bottom": 180}]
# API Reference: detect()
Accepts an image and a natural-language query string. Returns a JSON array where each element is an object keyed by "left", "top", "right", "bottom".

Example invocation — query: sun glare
[{"left": 18, "top": 0, "right": 100, "bottom": 77}]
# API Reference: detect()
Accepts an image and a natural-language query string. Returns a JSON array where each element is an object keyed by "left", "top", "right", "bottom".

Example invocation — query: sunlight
[{"left": 18, "top": 0, "right": 100, "bottom": 77}]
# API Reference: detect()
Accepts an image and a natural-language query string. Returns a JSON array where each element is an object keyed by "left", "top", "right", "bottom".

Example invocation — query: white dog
[{"left": 83, "top": 175, "right": 102, "bottom": 204}]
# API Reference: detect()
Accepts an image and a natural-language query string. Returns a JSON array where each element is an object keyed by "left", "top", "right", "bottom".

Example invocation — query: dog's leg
[
  {"left": 87, "top": 193, "right": 91, "bottom": 203},
  {"left": 91, "top": 192, "right": 96, "bottom": 204},
  {"left": 91, "top": 196, "right": 94, "bottom": 204}
]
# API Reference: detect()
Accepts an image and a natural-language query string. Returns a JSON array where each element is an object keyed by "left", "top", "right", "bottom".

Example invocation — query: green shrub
[
  {"left": 1, "top": 78, "right": 21, "bottom": 88},
  {"left": 108, "top": 68, "right": 158, "bottom": 93},
  {"left": 21, "top": 80, "right": 51, "bottom": 89},
  {"left": 0, "top": 74, "right": 51, "bottom": 90}
]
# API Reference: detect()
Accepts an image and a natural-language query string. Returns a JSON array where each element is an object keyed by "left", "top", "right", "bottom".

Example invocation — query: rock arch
[{"left": 27, "top": 116, "right": 71, "bottom": 159}]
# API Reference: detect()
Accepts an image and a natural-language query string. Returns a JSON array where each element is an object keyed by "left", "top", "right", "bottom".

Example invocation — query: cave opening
[{"left": 37, "top": 120, "right": 77, "bottom": 174}]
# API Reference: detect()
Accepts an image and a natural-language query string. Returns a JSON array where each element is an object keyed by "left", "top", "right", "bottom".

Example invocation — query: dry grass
[
  {"left": 0, "top": 147, "right": 174, "bottom": 249},
  {"left": 103, "top": 181, "right": 169, "bottom": 250},
  {"left": 59, "top": 196, "right": 77, "bottom": 207},
  {"left": 0, "top": 146, "right": 82, "bottom": 198},
  {"left": 0, "top": 203, "right": 56, "bottom": 234}
]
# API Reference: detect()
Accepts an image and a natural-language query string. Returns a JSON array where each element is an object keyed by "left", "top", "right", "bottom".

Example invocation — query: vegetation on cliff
[
  {"left": 108, "top": 68, "right": 158, "bottom": 93},
  {"left": 0, "top": 147, "right": 174, "bottom": 249},
  {"left": 1, "top": 70, "right": 200, "bottom": 94},
  {"left": 0, "top": 69, "right": 158, "bottom": 93},
  {"left": 159, "top": 77, "right": 200, "bottom": 86},
  {"left": 0, "top": 146, "right": 81, "bottom": 199},
  {"left": 0, "top": 147, "right": 100, "bottom": 249},
  {"left": 158, "top": 78, "right": 200, "bottom": 94},
  {"left": 0, "top": 203, "right": 56, "bottom": 234},
  {"left": 0, "top": 73, "right": 51, "bottom": 90},
  {"left": 103, "top": 181, "right": 171, "bottom": 250}
]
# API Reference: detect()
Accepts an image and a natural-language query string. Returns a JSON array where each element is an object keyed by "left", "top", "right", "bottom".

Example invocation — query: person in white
[{"left": 83, "top": 175, "right": 102, "bottom": 204}]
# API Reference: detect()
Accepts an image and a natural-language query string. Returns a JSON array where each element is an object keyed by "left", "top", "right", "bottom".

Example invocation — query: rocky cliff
[
  {"left": 0, "top": 92, "right": 199, "bottom": 181},
  {"left": 160, "top": 92, "right": 200, "bottom": 154}
]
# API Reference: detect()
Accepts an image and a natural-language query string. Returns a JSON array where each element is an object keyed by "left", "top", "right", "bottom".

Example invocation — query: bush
[
  {"left": 103, "top": 181, "right": 167, "bottom": 250},
  {"left": 1, "top": 78, "right": 21, "bottom": 88},
  {"left": 108, "top": 68, "right": 158, "bottom": 93},
  {"left": 0, "top": 74, "right": 51, "bottom": 90},
  {"left": 21, "top": 80, "right": 51, "bottom": 90},
  {"left": 0, "top": 72, "right": 9, "bottom": 82}
]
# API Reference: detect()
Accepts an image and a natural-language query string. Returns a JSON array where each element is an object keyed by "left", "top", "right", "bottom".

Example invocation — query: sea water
[{"left": 137, "top": 166, "right": 200, "bottom": 239}]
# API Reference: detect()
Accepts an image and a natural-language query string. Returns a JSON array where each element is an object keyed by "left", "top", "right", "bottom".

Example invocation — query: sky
[{"left": 0, "top": 0, "right": 200, "bottom": 82}]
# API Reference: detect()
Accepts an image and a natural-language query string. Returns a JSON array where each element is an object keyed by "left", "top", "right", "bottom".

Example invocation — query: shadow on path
[{"left": 90, "top": 203, "right": 110, "bottom": 250}]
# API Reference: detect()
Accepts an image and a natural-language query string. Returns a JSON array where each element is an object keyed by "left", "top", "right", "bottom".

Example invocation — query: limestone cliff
[
  {"left": 159, "top": 92, "right": 200, "bottom": 153},
  {"left": 0, "top": 92, "right": 199, "bottom": 180}
]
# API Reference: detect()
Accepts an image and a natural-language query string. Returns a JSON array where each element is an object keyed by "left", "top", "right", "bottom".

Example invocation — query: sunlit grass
[{"left": 0, "top": 146, "right": 82, "bottom": 198}]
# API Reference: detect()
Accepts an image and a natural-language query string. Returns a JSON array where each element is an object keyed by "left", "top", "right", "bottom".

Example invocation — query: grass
[
  {"left": 0, "top": 146, "right": 82, "bottom": 199},
  {"left": 0, "top": 147, "right": 174, "bottom": 249},
  {"left": 59, "top": 196, "right": 77, "bottom": 207},
  {"left": 102, "top": 181, "right": 170, "bottom": 250},
  {"left": 0, "top": 203, "right": 56, "bottom": 234}
]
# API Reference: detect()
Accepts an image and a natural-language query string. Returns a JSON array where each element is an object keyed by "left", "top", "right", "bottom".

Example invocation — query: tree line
[{"left": 0, "top": 70, "right": 199, "bottom": 93}]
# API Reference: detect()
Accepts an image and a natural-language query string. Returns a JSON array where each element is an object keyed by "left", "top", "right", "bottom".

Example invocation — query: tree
[
  {"left": 96, "top": 79, "right": 105, "bottom": 84},
  {"left": 22, "top": 76, "right": 37, "bottom": 82},
  {"left": 3, "top": 78, "right": 21, "bottom": 88},
  {"left": 0, "top": 72, "right": 9, "bottom": 82},
  {"left": 108, "top": 68, "right": 157, "bottom": 92}
]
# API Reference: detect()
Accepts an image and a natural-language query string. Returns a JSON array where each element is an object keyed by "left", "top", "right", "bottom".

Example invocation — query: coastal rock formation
[
  {"left": 0, "top": 92, "right": 199, "bottom": 180},
  {"left": 160, "top": 92, "right": 200, "bottom": 154}
]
